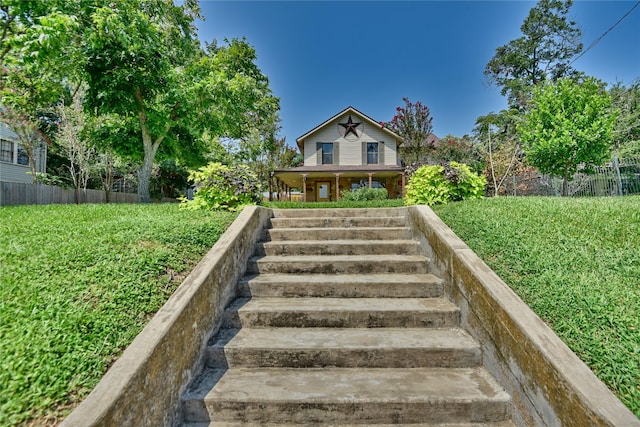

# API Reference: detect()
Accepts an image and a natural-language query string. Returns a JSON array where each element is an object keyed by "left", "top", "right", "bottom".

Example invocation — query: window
[
  {"left": 1, "top": 139, "right": 13, "bottom": 163},
  {"left": 17, "top": 146, "right": 29, "bottom": 165},
  {"left": 367, "top": 142, "right": 378, "bottom": 164},
  {"left": 322, "top": 143, "right": 333, "bottom": 165}
]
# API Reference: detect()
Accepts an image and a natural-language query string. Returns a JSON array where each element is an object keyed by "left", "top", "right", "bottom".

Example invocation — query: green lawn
[
  {"left": 2, "top": 198, "right": 638, "bottom": 424},
  {"left": 433, "top": 196, "right": 640, "bottom": 417},
  {"left": 0, "top": 204, "right": 237, "bottom": 426}
]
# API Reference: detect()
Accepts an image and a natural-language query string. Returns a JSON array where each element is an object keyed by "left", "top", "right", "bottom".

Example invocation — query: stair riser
[
  {"left": 183, "top": 400, "right": 511, "bottom": 424},
  {"left": 207, "top": 347, "right": 481, "bottom": 369},
  {"left": 223, "top": 310, "right": 460, "bottom": 329},
  {"left": 237, "top": 282, "right": 443, "bottom": 298},
  {"left": 266, "top": 228, "right": 412, "bottom": 241},
  {"left": 270, "top": 217, "right": 408, "bottom": 229},
  {"left": 255, "top": 241, "right": 421, "bottom": 256},
  {"left": 247, "top": 260, "right": 428, "bottom": 275}
]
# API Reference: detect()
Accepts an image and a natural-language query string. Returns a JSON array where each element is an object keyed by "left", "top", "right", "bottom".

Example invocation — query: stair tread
[
  {"left": 261, "top": 239, "right": 419, "bottom": 245},
  {"left": 213, "top": 327, "right": 479, "bottom": 351},
  {"left": 251, "top": 254, "right": 428, "bottom": 262},
  {"left": 185, "top": 422, "right": 516, "bottom": 427},
  {"left": 185, "top": 367, "right": 511, "bottom": 403},
  {"left": 270, "top": 226, "right": 411, "bottom": 231},
  {"left": 231, "top": 297, "right": 458, "bottom": 313},
  {"left": 241, "top": 272, "right": 442, "bottom": 284}
]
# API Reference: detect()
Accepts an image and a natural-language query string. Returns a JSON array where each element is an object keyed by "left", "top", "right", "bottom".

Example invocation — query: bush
[
  {"left": 340, "top": 187, "right": 388, "bottom": 201},
  {"left": 404, "top": 161, "right": 486, "bottom": 206},
  {"left": 180, "top": 162, "right": 261, "bottom": 211}
]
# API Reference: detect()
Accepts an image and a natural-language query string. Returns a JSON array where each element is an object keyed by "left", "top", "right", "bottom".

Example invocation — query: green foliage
[
  {"left": 485, "top": 0, "right": 583, "bottom": 107},
  {"left": 518, "top": 77, "right": 618, "bottom": 195},
  {"left": 433, "top": 197, "right": 640, "bottom": 417},
  {"left": 151, "top": 159, "right": 189, "bottom": 199},
  {"left": 404, "top": 162, "right": 486, "bottom": 206},
  {"left": 0, "top": 204, "right": 237, "bottom": 425},
  {"left": 610, "top": 80, "right": 640, "bottom": 158},
  {"left": 431, "top": 135, "right": 484, "bottom": 173},
  {"left": 181, "top": 162, "right": 261, "bottom": 211},
  {"left": 340, "top": 187, "right": 388, "bottom": 201}
]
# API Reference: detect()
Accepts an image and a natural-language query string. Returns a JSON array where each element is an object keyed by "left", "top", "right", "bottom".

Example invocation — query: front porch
[{"left": 273, "top": 165, "right": 405, "bottom": 202}]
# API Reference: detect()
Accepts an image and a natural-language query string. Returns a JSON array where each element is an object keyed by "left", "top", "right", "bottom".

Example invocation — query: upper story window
[
  {"left": 367, "top": 142, "right": 379, "bottom": 164},
  {"left": 0, "top": 139, "right": 29, "bottom": 165},
  {"left": 17, "top": 146, "right": 29, "bottom": 165},
  {"left": 0, "top": 139, "right": 13, "bottom": 163},
  {"left": 322, "top": 143, "right": 333, "bottom": 165}
]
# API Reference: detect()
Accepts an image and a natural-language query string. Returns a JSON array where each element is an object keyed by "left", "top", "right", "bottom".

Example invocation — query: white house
[
  {"left": 274, "top": 106, "right": 405, "bottom": 202},
  {"left": 0, "top": 121, "right": 47, "bottom": 183}
]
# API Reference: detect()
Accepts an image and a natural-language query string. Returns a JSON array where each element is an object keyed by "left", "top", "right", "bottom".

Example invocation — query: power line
[{"left": 570, "top": 1, "right": 640, "bottom": 66}]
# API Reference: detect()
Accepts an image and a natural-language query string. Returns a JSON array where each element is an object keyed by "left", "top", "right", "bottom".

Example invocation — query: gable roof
[{"left": 295, "top": 106, "right": 404, "bottom": 152}]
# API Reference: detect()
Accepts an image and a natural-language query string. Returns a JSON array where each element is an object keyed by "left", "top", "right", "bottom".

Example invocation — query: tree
[
  {"left": 485, "top": 0, "right": 583, "bottom": 108},
  {"left": 1, "top": 1, "right": 84, "bottom": 182},
  {"left": 55, "top": 90, "right": 95, "bottom": 197},
  {"left": 387, "top": 97, "right": 435, "bottom": 165},
  {"left": 83, "top": 0, "right": 279, "bottom": 202},
  {"left": 474, "top": 109, "right": 525, "bottom": 196},
  {"left": 517, "top": 77, "right": 617, "bottom": 196},
  {"left": 609, "top": 80, "right": 640, "bottom": 158}
]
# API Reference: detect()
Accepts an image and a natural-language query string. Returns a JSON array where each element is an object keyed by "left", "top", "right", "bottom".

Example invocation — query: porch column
[
  {"left": 401, "top": 173, "right": 406, "bottom": 198},
  {"left": 269, "top": 171, "right": 274, "bottom": 201},
  {"left": 368, "top": 173, "right": 373, "bottom": 189},
  {"left": 302, "top": 174, "right": 307, "bottom": 203},
  {"left": 335, "top": 173, "right": 341, "bottom": 201}
]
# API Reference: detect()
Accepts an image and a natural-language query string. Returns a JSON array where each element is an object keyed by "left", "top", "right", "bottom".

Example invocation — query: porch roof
[{"left": 273, "top": 165, "right": 404, "bottom": 189}]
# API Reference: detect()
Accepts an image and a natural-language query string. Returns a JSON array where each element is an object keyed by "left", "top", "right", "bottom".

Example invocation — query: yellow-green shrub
[{"left": 404, "top": 162, "right": 486, "bottom": 206}]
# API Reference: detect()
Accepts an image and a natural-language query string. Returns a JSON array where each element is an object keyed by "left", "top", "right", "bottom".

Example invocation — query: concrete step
[
  {"left": 237, "top": 273, "right": 444, "bottom": 298},
  {"left": 272, "top": 207, "right": 408, "bottom": 218},
  {"left": 207, "top": 327, "right": 481, "bottom": 369},
  {"left": 183, "top": 422, "right": 517, "bottom": 427},
  {"left": 255, "top": 239, "right": 421, "bottom": 256},
  {"left": 266, "top": 226, "right": 412, "bottom": 241},
  {"left": 247, "top": 254, "right": 429, "bottom": 275},
  {"left": 270, "top": 216, "right": 408, "bottom": 229},
  {"left": 182, "top": 367, "right": 512, "bottom": 424},
  {"left": 222, "top": 297, "right": 460, "bottom": 328}
]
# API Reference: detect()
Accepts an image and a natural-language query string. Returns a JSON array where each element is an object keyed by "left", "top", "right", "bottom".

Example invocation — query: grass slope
[
  {"left": 433, "top": 196, "right": 640, "bottom": 417},
  {"left": 0, "top": 204, "right": 237, "bottom": 426}
]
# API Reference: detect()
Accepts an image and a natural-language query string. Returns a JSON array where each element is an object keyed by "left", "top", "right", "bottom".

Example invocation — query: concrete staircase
[{"left": 181, "top": 208, "right": 513, "bottom": 426}]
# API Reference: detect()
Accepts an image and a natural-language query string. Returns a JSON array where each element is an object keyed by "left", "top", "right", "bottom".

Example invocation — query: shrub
[
  {"left": 404, "top": 161, "right": 486, "bottom": 206},
  {"left": 180, "top": 162, "right": 261, "bottom": 211},
  {"left": 340, "top": 187, "right": 388, "bottom": 201}
]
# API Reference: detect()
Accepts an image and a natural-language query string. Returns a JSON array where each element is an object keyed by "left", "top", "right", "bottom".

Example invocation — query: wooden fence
[{"left": 0, "top": 181, "right": 141, "bottom": 206}]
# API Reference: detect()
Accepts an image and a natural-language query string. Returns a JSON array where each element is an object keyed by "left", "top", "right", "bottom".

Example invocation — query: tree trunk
[
  {"left": 137, "top": 125, "right": 160, "bottom": 203},
  {"left": 562, "top": 169, "right": 569, "bottom": 197}
]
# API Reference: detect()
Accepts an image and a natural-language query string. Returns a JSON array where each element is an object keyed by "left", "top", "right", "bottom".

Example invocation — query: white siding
[
  {"left": 0, "top": 121, "right": 47, "bottom": 183},
  {"left": 302, "top": 114, "right": 399, "bottom": 166},
  {"left": 0, "top": 163, "right": 33, "bottom": 183}
]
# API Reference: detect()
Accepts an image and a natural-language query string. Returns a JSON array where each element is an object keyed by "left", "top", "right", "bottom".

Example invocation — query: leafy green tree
[
  {"left": 485, "top": 0, "right": 583, "bottom": 107},
  {"left": 387, "top": 97, "right": 435, "bottom": 165},
  {"left": 82, "top": 1, "right": 279, "bottom": 202},
  {"left": 517, "top": 77, "right": 617, "bottom": 196},
  {"left": 610, "top": 80, "right": 640, "bottom": 158}
]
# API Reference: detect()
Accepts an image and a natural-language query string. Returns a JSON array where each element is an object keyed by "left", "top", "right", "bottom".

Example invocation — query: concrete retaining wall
[
  {"left": 408, "top": 204, "right": 639, "bottom": 426},
  {"left": 61, "top": 206, "right": 273, "bottom": 427}
]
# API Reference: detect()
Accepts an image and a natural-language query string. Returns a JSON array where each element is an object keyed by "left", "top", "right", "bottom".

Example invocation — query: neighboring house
[
  {"left": 0, "top": 121, "right": 47, "bottom": 183},
  {"left": 274, "top": 106, "right": 405, "bottom": 202}
]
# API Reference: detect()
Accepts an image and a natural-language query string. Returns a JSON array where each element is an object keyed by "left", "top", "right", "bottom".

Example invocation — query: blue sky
[{"left": 196, "top": 1, "right": 640, "bottom": 145}]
